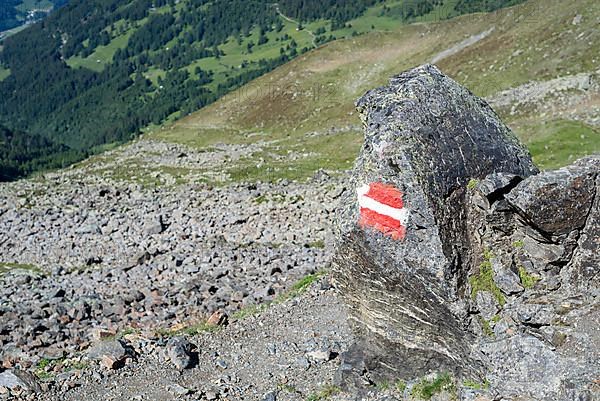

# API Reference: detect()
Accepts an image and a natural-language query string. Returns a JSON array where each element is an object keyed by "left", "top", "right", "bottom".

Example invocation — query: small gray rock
[
  {"left": 144, "top": 216, "right": 165, "bottom": 235},
  {"left": 522, "top": 236, "right": 564, "bottom": 272},
  {"left": 295, "top": 357, "right": 310, "bottom": 370},
  {"left": 516, "top": 304, "right": 555, "bottom": 326},
  {"left": 88, "top": 339, "right": 128, "bottom": 362},
  {"left": 492, "top": 258, "right": 523, "bottom": 295},
  {"left": 0, "top": 370, "right": 42, "bottom": 393},
  {"left": 305, "top": 349, "right": 333, "bottom": 363},
  {"left": 475, "top": 291, "right": 499, "bottom": 321},
  {"left": 262, "top": 390, "right": 277, "bottom": 401},
  {"left": 166, "top": 336, "right": 194, "bottom": 370},
  {"left": 167, "top": 383, "right": 191, "bottom": 396}
]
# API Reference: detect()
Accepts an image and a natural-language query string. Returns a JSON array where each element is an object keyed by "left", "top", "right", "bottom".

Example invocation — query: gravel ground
[
  {"left": 52, "top": 281, "right": 354, "bottom": 401},
  {"left": 0, "top": 139, "right": 362, "bottom": 400}
]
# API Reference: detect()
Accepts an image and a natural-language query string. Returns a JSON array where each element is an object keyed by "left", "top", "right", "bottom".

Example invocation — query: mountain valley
[{"left": 0, "top": 0, "right": 599, "bottom": 400}]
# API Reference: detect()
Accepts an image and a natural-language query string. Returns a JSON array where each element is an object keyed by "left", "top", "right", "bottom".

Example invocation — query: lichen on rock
[{"left": 333, "top": 64, "right": 599, "bottom": 400}]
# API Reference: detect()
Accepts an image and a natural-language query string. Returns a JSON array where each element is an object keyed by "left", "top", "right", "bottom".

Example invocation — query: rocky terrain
[
  {"left": 334, "top": 65, "right": 599, "bottom": 400},
  {"left": 0, "top": 136, "right": 355, "bottom": 400},
  {"left": 0, "top": 64, "right": 599, "bottom": 401},
  {"left": 487, "top": 69, "right": 600, "bottom": 128}
]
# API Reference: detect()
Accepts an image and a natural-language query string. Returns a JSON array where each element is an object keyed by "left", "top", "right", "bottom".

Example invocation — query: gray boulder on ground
[
  {"left": 166, "top": 336, "right": 195, "bottom": 370},
  {"left": 333, "top": 64, "right": 537, "bottom": 380},
  {"left": 333, "top": 64, "right": 599, "bottom": 400},
  {"left": 0, "top": 369, "right": 42, "bottom": 393},
  {"left": 87, "top": 339, "right": 129, "bottom": 369}
]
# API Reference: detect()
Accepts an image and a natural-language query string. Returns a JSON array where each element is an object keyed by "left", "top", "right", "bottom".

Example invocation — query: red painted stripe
[
  {"left": 359, "top": 207, "right": 406, "bottom": 240},
  {"left": 364, "top": 183, "right": 404, "bottom": 209}
]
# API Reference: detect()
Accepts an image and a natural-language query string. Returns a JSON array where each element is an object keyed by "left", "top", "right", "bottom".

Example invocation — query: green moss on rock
[
  {"left": 411, "top": 372, "right": 456, "bottom": 400},
  {"left": 469, "top": 250, "right": 505, "bottom": 306},
  {"left": 518, "top": 266, "right": 539, "bottom": 289}
]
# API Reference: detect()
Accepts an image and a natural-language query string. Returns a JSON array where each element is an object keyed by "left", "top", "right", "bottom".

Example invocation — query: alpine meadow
[{"left": 0, "top": 0, "right": 529, "bottom": 181}]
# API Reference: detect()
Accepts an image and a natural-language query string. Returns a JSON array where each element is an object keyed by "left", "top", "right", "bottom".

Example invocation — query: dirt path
[
  {"left": 274, "top": 4, "right": 317, "bottom": 47},
  {"left": 431, "top": 27, "right": 495, "bottom": 64}
]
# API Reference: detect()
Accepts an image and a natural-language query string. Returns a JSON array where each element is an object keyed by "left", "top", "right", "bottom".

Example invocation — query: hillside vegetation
[
  {"left": 0, "top": 124, "right": 81, "bottom": 181},
  {"left": 0, "top": 0, "right": 525, "bottom": 181},
  {"left": 147, "top": 0, "right": 600, "bottom": 183}
]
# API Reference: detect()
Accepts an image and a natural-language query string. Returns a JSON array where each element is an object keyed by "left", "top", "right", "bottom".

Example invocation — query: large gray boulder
[
  {"left": 0, "top": 369, "right": 42, "bottom": 393},
  {"left": 467, "top": 156, "right": 599, "bottom": 400},
  {"left": 333, "top": 64, "right": 598, "bottom": 400},
  {"left": 333, "top": 64, "right": 538, "bottom": 381}
]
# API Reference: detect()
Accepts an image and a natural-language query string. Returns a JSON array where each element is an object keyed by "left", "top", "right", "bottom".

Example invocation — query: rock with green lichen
[
  {"left": 466, "top": 155, "right": 599, "bottom": 400},
  {"left": 333, "top": 64, "right": 537, "bottom": 386},
  {"left": 333, "top": 64, "right": 599, "bottom": 400}
]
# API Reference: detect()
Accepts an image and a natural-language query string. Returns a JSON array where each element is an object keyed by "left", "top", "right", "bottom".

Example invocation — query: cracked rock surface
[{"left": 333, "top": 64, "right": 599, "bottom": 400}]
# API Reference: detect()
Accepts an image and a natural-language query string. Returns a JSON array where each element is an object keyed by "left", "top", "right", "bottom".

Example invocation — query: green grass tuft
[
  {"left": 37, "top": 358, "right": 51, "bottom": 370},
  {"left": 411, "top": 372, "right": 456, "bottom": 400},
  {"left": 307, "top": 240, "right": 325, "bottom": 249},
  {"left": 155, "top": 320, "right": 221, "bottom": 338},
  {"left": 117, "top": 327, "right": 140, "bottom": 338},
  {"left": 306, "top": 384, "right": 341, "bottom": 401},
  {"left": 253, "top": 194, "right": 268, "bottom": 204},
  {"left": 66, "top": 361, "right": 89, "bottom": 371},
  {"left": 479, "top": 316, "right": 495, "bottom": 337},
  {"left": 231, "top": 302, "right": 271, "bottom": 319},
  {"left": 278, "top": 383, "right": 298, "bottom": 393},
  {"left": 518, "top": 266, "right": 539, "bottom": 289},
  {"left": 375, "top": 380, "right": 390, "bottom": 391},
  {"left": 232, "top": 271, "right": 327, "bottom": 320},
  {"left": 395, "top": 379, "right": 407, "bottom": 393},
  {"left": 279, "top": 271, "right": 327, "bottom": 302},
  {"left": 35, "top": 357, "right": 64, "bottom": 381},
  {"left": 0, "top": 262, "right": 42, "bottom": 275},
  {"left": 469, "top": 250, "right": 505, "bottom": 306},
  {"left": 35, "top": 356, "right": 89, "bottom": 379},
  {"left": 467, "top": 178, "right": 479, "bottom": 190},
  {"left": 463, "top": 379, "right": 490, "bottom": 390}
]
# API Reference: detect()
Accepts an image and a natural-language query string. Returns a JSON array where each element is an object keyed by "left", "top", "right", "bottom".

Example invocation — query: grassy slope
[
  {"left": 65, "top": 5, "right": 175, "bottom": 72},
  {"left": 66, "top": 27, "right": 135, "bottom": 72},
  {"left": 521, "top": 120, "right": 600, "bottom": 170},
  {"left": 147, "top": 0, "right": 599, "bottom": 182},
  {"left": 64, "top": 3, "right": 318, "bottom": 76},
  {"left": 15, "top": 0, "right": 53, "bottom": 13},
  {"left": 0, "top": 66, "right": 9, "bottom": 81},
  {"left": 57, "top": 1, "right": 488, "bottom": 95}
]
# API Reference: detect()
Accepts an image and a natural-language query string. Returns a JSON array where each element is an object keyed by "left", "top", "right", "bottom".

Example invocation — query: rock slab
[
  {"left": 333, "top": 64, "right": 537, "bottom": 382},
  {"left": 333, "top": 64, "right": 599, "bottom": 400}
]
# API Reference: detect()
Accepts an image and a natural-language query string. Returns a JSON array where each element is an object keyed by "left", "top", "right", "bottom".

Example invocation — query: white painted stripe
[{"left": 357, "top": 184, "right": 410, "bottom": 226}]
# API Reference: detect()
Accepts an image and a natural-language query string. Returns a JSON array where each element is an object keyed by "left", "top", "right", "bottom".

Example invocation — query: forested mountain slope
[
  {"left": 146, "top": 0, "right": 599, "bottom": 184},
  {"left": 0, "top": 0, "right": 67, "bottom": 33},
  {"left": 0, "top": 124, "right": 77, "bottom": 181},
  {"left": 0, "top": 0, "right": 525, "bottom": 181}
]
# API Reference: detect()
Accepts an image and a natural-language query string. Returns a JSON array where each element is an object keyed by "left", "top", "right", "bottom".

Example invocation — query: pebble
[{"left": 166, "top": 337, "right": 194, "bottom": 370}]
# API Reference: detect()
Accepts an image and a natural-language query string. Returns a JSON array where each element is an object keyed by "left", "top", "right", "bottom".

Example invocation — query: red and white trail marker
[{"left": 357, "top": 182, "right": 409, "bottom": 240}]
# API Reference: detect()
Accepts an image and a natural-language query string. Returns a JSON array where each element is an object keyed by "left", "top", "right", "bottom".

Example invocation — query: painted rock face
[
  {"left": 333, "top": 64, "right": 538, "bottom": 385},
  {"left": 357, "top": 183, "right": 408, "bottom": 240}
]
